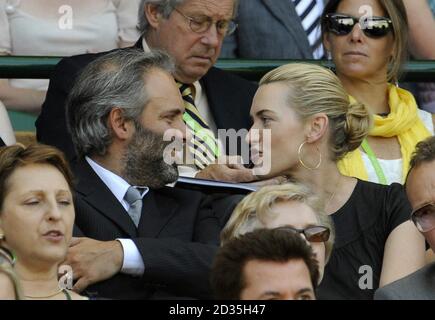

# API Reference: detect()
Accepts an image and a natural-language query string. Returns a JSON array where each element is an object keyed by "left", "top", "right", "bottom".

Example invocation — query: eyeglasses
[
  {"left": 275, "top": 225, "right": 330, "bottom": 243},
  {"left": 411, "top": 203, "right": 435, "bottom": 233},
  {"left": 173, "top": 8, "right": 237, "bottom": 36},
  {"left": 324, "top": 13, "right": 393, "bottom": 38}
]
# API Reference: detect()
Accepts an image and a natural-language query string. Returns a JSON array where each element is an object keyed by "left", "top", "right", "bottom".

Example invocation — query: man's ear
[
  {"left": 305, "top": 113, "right": 329, "bottom": 144},
  {"left": 145, "top": 3, "right": 163, "bottom": 29},
  {"left": 108, "top": 108, "right": 134, "bottom": 141}
]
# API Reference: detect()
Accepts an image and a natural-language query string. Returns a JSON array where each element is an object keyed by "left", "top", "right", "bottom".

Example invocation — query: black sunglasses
[
  {"left": 411, "top": 203, "right": 435, "bottom": 233},
  {"left": 325, "top": 13, "right": 393, "bottom": 38},
  {"left": 275, "top": 225, "right": 330, "bottom": 243}
]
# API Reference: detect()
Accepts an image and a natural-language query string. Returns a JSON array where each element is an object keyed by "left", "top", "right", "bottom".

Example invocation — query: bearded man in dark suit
[{"left": 64, "top": 49, "right": 241, "bottom": 300}]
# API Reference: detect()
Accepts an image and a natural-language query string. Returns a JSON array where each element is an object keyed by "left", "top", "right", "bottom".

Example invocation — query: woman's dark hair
[{"left": 211, "top": 228, "right": 319, "bottom": 300}]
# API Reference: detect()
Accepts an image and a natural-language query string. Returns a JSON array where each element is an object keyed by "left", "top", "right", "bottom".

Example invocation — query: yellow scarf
[{"left": 338, "top": 84, "right": 431, "bottom": 183}]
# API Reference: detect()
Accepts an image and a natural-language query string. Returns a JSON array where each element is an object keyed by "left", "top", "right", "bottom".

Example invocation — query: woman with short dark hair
[{"left": 0, "top": 144, "right": 86, "bottom": 300}]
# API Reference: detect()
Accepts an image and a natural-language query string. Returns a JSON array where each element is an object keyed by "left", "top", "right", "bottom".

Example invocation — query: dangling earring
[{"left": 298, "top": 141, "right": 322, "bottom": 170}]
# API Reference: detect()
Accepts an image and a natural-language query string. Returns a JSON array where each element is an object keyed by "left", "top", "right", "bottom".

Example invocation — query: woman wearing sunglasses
[
  {"left": 221, "top": 183, "right": 334, "bottom": 284},
  {"left": 244, "top": 62, "right": 425, "bottom": 299},
  {"left": 321, "top": 0, "right": 434, "bottom": 185}
]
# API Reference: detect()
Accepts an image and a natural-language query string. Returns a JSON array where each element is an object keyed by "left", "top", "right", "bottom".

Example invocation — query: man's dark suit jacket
[
  {"left": 374, "top": 262, "right": 435, "bottom": 300},
  {"left": 36, "top": 40, "right": 258, "bottom": 161},
  {"left": 72, "top": 160, "right": 242, "bottom": 300},
  {"left": 221, "top": 0, "right": 315, "bottom": 59}
]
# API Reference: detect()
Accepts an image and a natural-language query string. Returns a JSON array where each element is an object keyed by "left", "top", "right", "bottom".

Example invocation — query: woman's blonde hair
[
  {"left": 221, "top": 183, "right": 335, "bottom": 263},
  {"left": 259, "top": 63, "right": 372, "bottom": 161}
]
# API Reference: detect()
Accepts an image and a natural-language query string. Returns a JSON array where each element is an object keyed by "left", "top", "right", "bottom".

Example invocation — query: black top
[
  {"left": 317, "top": 180, "right": 412, "bottom": 300},
  {"left": 0, "top": 137, "right": 5, "bottom": 147}
]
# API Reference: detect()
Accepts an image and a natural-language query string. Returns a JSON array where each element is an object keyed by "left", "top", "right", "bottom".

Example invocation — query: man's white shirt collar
[{"left": 85, "top": 157, "right": 149, "bottom": 211}]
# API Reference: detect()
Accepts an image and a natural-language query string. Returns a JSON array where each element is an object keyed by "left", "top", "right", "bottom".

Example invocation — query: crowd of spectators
[{"left": 0, "top": 0, "right": 434, "bottom": 301}]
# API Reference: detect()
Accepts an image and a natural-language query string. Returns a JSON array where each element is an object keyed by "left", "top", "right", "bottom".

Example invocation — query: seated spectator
[
  {"left": 246, "top": 62, "right": 426, "bottom": 299},
  {"left": 375, "top": 136, "right": 435, "bottom": 300},
  {"left": 0, "top": 144, "right": 86, "bottom": 300},
  {"left": 221, "top": 0, "right": 326, "bottom": 59},
  {"left": 0, "top": 0, "right": 140, "bottom": 114},
  {"left": 0, "top": 246, "right": 21, "bottom": 299},
  {"left": 221, "top": 183, "right": 334, "bottom": 282},
  {"left": 0, "top": 100, "right": 15, "bottom": 146},
  {"left": 320, "top": 0, "right": 434, "bottom": 184},
  {"left": 63, "top": 49, "right": 240, "bottom": 299},
  {"left": 36, "top": 0, "right": 258, "bottom": 185},
  {"left": 211, "top": 228, "right": 319, "bottom": 300}
]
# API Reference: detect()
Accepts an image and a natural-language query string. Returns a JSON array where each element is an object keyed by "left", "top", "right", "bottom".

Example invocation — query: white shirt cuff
[{"left": 116, "top": 239, "right": 145, "bottom": 276}]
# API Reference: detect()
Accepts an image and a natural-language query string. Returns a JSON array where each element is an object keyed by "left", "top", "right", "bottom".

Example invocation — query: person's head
[
  {"left": 0, "top": 144, "right": 75, "bottom": 273},
  {"left": 247, "top": 63, "right": 371, "bottom": 179},
  {"left": 221, "top": 183, "right": 334, "bottom": 282},
  {"left": 0, "top": 247, "right": 21, "bottom": 300},
  {"left": 139, "top": 0, "right": 238, "bottom": 84},
  {"left": 67, "top": 49, "right": 186, "bottom": 188},
  {"left": 406, "top": 136, "right": 435, "bottom": 252},
  {"left": 321, "top": 0, "right": 408, "bottom": 84},
  {"left": 212, "top": 228, "right": 319, "bottom": 300}
]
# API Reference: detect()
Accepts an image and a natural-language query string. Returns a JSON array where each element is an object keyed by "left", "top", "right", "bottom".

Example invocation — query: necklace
[
  {"left": 324, "top": 175, "right": 342, "bottom": 211},
  {"left": 24, "top": 288, "right": 68, "bottom": 299}
]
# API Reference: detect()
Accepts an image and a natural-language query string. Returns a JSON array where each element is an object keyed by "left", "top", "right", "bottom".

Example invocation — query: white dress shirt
[{"left": 86, "top": 157, "right": 148, "bottom": 276}]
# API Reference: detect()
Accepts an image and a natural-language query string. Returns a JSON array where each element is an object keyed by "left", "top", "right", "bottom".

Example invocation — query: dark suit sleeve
[
  {"left": 72, "top": 224, "right": 85, "bottom": 237},
  {"left": 36, "top": 57, "right": 80, "bottom": 161},
  {"left": 374, "top": 286, "right": 398, "bottom": 300},
  {"left": 220, "top": 32, "right": 238, "bottom": 58},
  {"left": 131, "top": 195, "right": 226, "bottom": 299}
]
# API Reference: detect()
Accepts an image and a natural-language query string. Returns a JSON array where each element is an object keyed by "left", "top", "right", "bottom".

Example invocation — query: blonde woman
[
  {"left": 246, "top": 62, "right": 425, "bottom": 299},
  {"left": 222, "top": 183, "right": 334, "bottom": 283},
  {"left": 321, "top": 0, "right": 434, "bottom": 184}
]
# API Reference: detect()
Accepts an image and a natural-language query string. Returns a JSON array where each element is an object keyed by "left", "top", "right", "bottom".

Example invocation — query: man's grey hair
[
  {"left": 137, "top": 0, "right": 239, "bottom": 36},
  {"left": 66, "top": 49, "right": 175, "bottom": 158}
]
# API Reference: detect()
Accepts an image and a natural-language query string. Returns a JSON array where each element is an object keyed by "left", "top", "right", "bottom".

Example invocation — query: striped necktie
[
  {"left": 178, "top": 83, "right": 220, "bottom": 170},
  {"left": 292, "top": 0, "right": 325, "bottom": 59}
]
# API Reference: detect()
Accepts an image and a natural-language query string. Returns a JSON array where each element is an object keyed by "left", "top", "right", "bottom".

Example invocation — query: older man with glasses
[
  {"left": 37, "top": 0, "right": 258, "bottom": 183},
  {"left": 375, "top": 136, "right": 435, "bottom": 300}
]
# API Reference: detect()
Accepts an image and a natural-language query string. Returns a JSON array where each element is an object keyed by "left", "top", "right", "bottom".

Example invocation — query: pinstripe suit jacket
[{"left": 221, "top": 0, "right": 327, "bottom": 59}]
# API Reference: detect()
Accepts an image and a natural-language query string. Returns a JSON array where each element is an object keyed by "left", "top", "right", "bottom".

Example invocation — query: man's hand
[
  {"left": 195, "top": 155, "right": 257, "bottom": 183},
  {"left": 64, "top": 237, "right": 124, "bottom": 293}
]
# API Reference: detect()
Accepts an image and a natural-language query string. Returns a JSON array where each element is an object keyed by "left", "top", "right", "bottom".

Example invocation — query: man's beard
[{"left": 122, "top": 122, "right": 179, "bottom": 188}]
